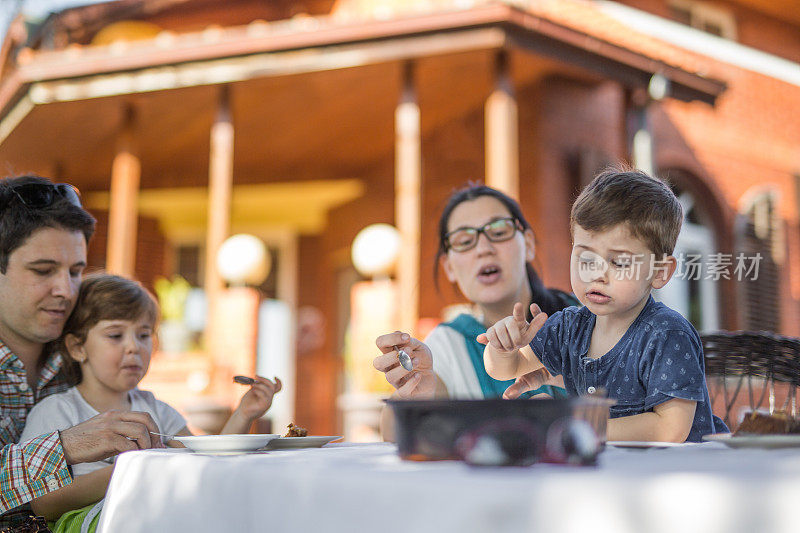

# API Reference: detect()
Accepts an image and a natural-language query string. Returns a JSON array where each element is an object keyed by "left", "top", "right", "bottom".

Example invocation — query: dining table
[{"left": 96, "top": 440, "right": 800, "bottom": 533}]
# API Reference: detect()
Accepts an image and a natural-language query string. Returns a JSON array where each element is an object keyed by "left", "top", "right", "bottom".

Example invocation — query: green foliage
[{"left": 154, "top": 275, "right": 191, "bottom": 321}]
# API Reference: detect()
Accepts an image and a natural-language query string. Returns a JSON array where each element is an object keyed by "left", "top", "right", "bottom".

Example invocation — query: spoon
[
  {"left": 233, "top": 375, "right": 256, "bottom": 385},
  {"left": 394, "top": 346, "right": 413, "bottom": 372}
]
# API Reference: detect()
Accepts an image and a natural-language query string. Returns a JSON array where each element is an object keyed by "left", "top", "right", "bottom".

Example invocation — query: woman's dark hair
[
  {"left": 434, "top": 183, "right": 564, "bottom": 316},
  {"left": 58, "top": 273, "right": 159, "bottom": 385}
]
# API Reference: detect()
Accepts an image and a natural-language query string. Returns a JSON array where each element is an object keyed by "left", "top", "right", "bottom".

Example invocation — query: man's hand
[
  {"left": 58, "top": 411, "right": 164, "bottom": 465},
  {"left": 502, "top": 367, "right": 551, "bottom": 399},
  {"left": 374, "top": 331, "right": 437, "bottom": 399},
  {"left": 476, "top": 302, "right": 547, "bottom": 353}
]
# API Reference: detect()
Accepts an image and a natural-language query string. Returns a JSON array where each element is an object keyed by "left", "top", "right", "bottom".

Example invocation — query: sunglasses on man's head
[
  {"left": 445, "top": 217, "right": 521, "bottom": 252},
  {"left": 8, "top": 183, "right": 82, "bottom": 209}
]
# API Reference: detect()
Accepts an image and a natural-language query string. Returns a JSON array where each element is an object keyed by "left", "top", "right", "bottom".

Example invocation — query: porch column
[
  {"left": 628, "top": 89, "right": 654, "bottom": 175},
  {"left": 204, "top": 86, "right": 234, "bottom": 340},
  {"left": 106, "top": 105, "right": 140, "bottom": 278},
  {"left": 628, "top": 74, "right": 671, "bottom": 176},
  {"left": 485, "top": 51, "right": 519, "bottom": 199},
  {"left": 395, "top": 62, "right": 421, "bottom": 335}
]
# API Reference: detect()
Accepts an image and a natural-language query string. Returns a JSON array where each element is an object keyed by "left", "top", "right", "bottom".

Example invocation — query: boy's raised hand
[
  {"left": 235, "top": 376, "right": 283, "bottom": 421},
  {"left": 476, "top": 302, "right": 548, "bottom": 353}
]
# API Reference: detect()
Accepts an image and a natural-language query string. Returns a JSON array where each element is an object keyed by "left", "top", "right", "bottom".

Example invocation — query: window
[
  {"left": 669, "top": 0, "right": 737, "bottom": 40},
  {"left": 736, "top": 192, "right": 782, "bottom": 332},
  {"left": 176, "top": 244, "right": 202, "bottom": 287},
  {"left": 653, "top": 182, "right": 720, "bottom": 332},
  {"left": 255, "top": 247, "right": 279, "bottom": 299},
  {"left": 567, "top": 147, "right": 612, "bottom": 204},
  {"left": 175, "top": 242, "right": 279, "bottom": 296}
]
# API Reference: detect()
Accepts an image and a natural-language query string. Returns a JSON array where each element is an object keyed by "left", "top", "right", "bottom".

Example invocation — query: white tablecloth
[{"left": 97, "top": 442, "right": 800, "bottom": 533}]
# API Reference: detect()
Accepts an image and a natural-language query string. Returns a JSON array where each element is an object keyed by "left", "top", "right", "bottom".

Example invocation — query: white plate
[
  {"left": 175, "top": 434, "right": 279, "bottom": 453},
  {"left": 262, "top": 436, "right": 342, "bottom": 450},
  {"left": 702, "top": 433, "right": 800, "bottom": 449},
  {"left": 194, "top": 451, "right": 271, "bottom": 456},
  {"left": 606, "top": 441, "right": 690, "bottom": 449}
]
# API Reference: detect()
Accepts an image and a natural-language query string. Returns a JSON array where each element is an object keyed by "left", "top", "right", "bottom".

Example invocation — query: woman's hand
[
  {"left": 477, "top": 302, "right": 547, "bottom": 353},
  {"left": 233, "top": 376, "right": 283, "bottom": 421},
  {"left": 374, "top": 332, "right": 437, "bottom": 399}
]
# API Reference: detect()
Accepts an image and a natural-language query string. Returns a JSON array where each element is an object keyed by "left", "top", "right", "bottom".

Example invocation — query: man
[{"left": 0, "top": 175, "right": 162, "bottom": 528}]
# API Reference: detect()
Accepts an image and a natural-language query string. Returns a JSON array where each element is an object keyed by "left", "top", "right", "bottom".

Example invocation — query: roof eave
[{"left": 0, "top": 3, "right": 726, "bottom": 118}]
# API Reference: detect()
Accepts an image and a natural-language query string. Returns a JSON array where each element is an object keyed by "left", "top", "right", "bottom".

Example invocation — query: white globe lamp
[
  {"left": 351, "top": 223, "right": 400, "bottom": 278},
  {"left": 217, "top": 234, "right": 271, "bottom": 286}
]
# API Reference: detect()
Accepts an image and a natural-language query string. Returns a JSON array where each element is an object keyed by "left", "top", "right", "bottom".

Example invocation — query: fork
[
  {"left": 113, "top": 432, "right": 176, "bottom": 459},
  {"left": 149, "top": 431, "right": 177, "bottom": 442}
]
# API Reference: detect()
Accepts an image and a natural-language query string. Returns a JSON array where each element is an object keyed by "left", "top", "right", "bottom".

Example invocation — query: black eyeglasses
[
  {"left": 444, "top": 217, "right": 521, "bottom": 252},
  {"left": 8, "top": 183, "right": 82, "bottom": 209}
]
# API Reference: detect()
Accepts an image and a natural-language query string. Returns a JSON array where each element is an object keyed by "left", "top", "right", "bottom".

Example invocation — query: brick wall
[
  {"left": 621, "top": 0, "right": 800, "bottom": 63},
  {"left": 85, "top": 208, "right": 168, "bottom": 290}
]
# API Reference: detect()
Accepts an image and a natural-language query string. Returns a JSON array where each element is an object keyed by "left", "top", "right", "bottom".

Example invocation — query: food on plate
[
  {"left": 284, "top": 423, "right": 308, "bottom": 437},
  {"left": 735, "top": 411, "right": 800, "bottom": 435}
]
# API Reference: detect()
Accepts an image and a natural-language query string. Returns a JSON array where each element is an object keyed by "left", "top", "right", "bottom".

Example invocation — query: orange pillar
[
  {"left": 394, "top": 62, "right": 421, "bottom": 336},
  {"left": 205, "top": 86, "right": 234, "bottom": 364},
  {"left": 106, "top": 105, "right": 140, "bottom": 278},
  {"left": 485, "top": 51, "right": 519, "bottom": 199}
]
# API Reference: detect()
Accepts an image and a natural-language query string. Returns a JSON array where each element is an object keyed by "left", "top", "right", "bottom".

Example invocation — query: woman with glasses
[{"left": 374, "top": 185, "right": 577, "bottom": 436}]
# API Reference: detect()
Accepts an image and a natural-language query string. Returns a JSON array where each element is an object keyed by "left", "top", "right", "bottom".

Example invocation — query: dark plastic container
[{"left": 387, "top": 398, "right": 614, "bottom": 465}]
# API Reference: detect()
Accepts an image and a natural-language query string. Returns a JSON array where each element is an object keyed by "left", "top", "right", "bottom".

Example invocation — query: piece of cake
[
  {"left": 284, "top": 423, "right": 308, "bottom": 437},
  {"left": 735, "top": 411, "right": 800, "bottom": 435}
]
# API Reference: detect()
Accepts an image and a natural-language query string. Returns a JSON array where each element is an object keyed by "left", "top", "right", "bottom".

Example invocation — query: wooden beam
[
  {"left": 0, "top": 93, "right": 32, "bottom": 145},
  {"left": 485, "top": 50, "right": 519, "bottom": 199},
  {"left": 106, "top": 104, "right": 140, "bottom": 278},
  {"left": 24, "top": 28, "right": 505, "bottom": 105},
  {"left": 394, "top": 62, "right": 421, "bottom": 336}
]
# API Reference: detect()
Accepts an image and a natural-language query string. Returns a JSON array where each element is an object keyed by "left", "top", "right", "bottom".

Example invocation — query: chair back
[{"left": 701, "top": 331, "right": 800, "bottom": 430}]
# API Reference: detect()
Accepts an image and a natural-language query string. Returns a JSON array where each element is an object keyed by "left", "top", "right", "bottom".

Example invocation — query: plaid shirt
[{"left": 0, "top": 341, "right": 73, "bottom": 525}]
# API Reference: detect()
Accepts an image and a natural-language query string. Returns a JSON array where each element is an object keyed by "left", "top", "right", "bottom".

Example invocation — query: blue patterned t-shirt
[{"left": 530, "top": 296, "right": 723, "bottom": 442}]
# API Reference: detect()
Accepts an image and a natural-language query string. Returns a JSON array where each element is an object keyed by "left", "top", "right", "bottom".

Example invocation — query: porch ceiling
[
  {"left": 84, "top": 179, "right": 365, "bottom": 239},
  {"left": 0, "top": 2, "right": 726, "bottom": 200},
  {"left": 0, "top": 47, "right": 569, "bottom": 193}
]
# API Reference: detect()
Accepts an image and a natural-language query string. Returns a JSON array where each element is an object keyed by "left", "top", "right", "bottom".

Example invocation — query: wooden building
[{"left": 0, "top": 0, "right": 797, "bottom": 435}]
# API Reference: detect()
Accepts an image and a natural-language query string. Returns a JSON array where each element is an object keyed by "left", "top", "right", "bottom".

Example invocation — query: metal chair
[{"left": 702, "top": 331, "right": 800, "bottom": 430}]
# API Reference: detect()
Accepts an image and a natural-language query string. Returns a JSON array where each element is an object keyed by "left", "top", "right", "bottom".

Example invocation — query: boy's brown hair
[
  {"left": 570, "top": 166, "right": 683, "bottom": 257},
  {"left": 57, "top": 273, "right": 159, "bottom": 385}
]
